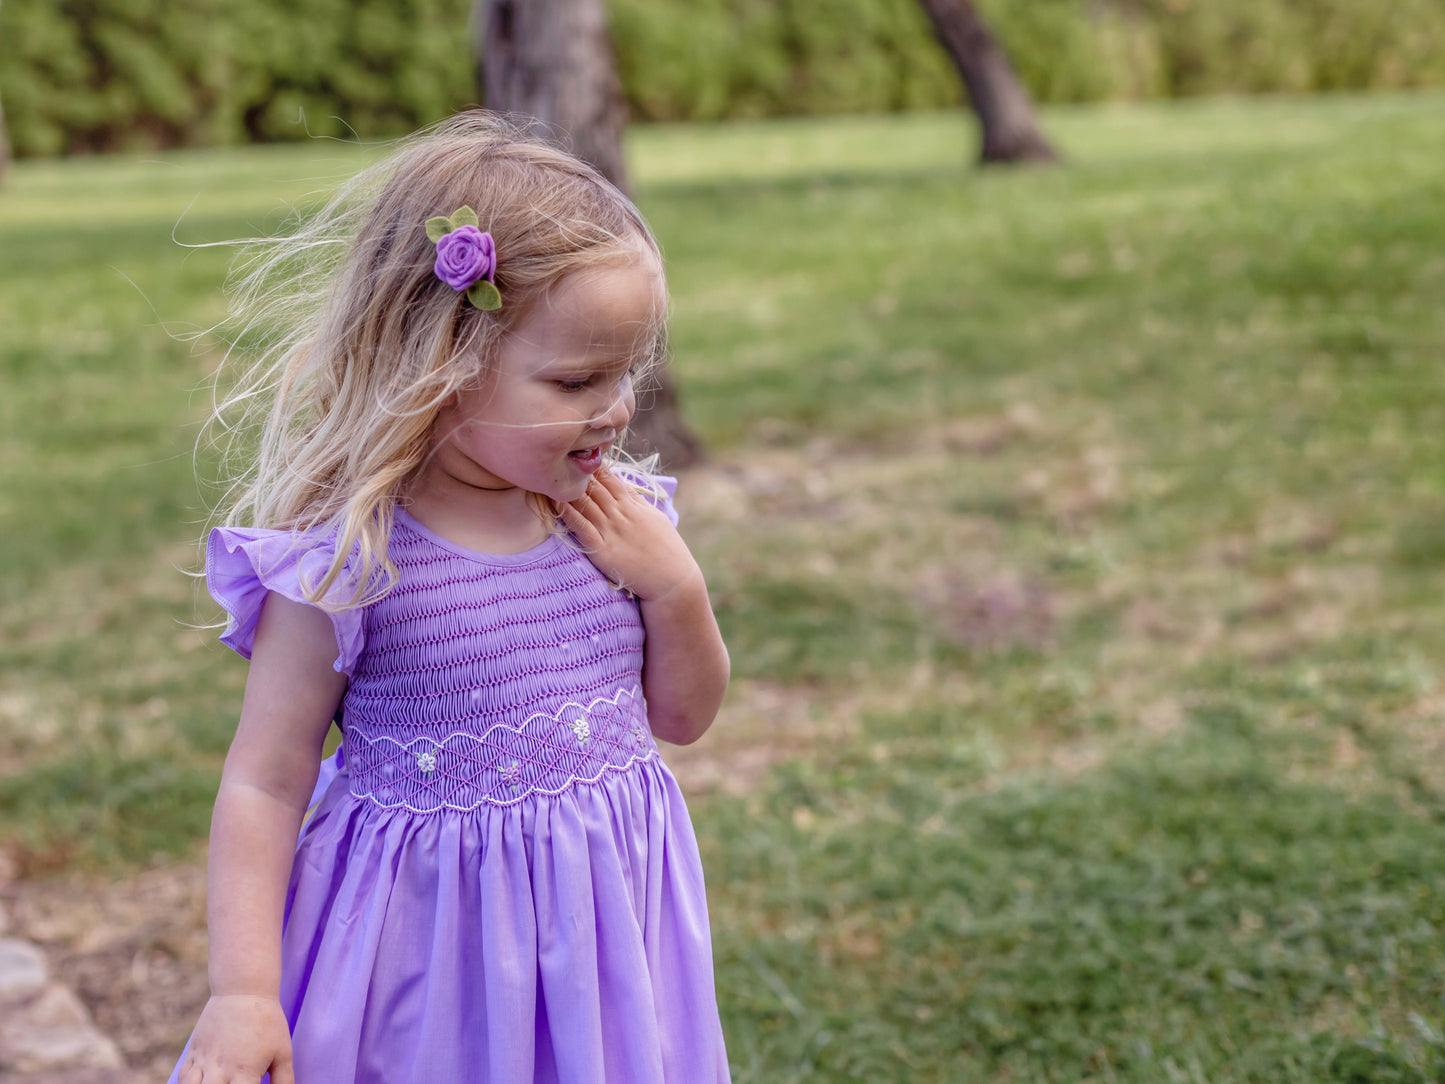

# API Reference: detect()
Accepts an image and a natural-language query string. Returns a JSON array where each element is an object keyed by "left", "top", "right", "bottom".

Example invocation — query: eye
[{"left": 555, "top": 365, "right": 637, "bottom": 392}]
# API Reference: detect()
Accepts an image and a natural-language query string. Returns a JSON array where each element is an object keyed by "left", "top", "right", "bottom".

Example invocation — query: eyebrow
[{"left": 541, "top": 352, "right": 639, "bottom": 373}]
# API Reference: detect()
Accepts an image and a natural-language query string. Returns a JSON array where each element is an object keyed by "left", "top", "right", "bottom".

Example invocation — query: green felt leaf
[
  {"left": 425, "top": 216, "right": 453, "bottom": 243},
  {"left": 450, "top": 206, "right": 480, "bottom": 229},
  {"left": 467, "top": 280, "right": 503, "bottom": 311}
]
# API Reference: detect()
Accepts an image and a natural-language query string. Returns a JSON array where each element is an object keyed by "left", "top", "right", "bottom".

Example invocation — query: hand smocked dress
[{"left": 170, "top": 476, "right": 730, "bottom": 1084}]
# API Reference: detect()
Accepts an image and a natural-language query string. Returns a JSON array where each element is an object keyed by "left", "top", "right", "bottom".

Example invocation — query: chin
[{"left": 542, "top": 478, "right": 590, "bottom": 506}]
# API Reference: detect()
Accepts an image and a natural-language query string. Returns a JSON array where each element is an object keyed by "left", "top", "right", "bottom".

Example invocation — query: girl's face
[{"left": 426, "top": 248, "right": 662, "bottom": 506}]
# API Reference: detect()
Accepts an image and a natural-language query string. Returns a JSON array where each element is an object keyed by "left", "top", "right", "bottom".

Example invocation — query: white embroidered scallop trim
[{"left": 344, "top": 685, "right": 657, "bottom": 812}]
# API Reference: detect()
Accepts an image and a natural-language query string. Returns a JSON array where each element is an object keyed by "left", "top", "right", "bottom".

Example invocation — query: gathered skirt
[{"left": 169, "top": 753, "right": 729, "bottom": 1084}]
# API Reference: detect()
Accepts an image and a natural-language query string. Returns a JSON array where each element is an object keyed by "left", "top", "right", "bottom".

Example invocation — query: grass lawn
[{"left": 3, "top": 93, "right": 1445, "bottom": 1081}]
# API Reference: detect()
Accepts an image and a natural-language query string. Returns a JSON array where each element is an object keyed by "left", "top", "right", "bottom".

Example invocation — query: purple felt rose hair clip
[{"left": 425, "top": 206, "right": 502, "bottom": 311}]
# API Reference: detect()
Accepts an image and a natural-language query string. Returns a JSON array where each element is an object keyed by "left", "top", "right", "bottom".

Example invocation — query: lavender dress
[{"left": 170, "top": 477, "right": 730, "bottom": 1084}]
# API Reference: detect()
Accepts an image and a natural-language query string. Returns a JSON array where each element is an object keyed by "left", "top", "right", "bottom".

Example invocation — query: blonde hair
[{"left": 207, "top": 111, "right": 668, "bottom": 607}]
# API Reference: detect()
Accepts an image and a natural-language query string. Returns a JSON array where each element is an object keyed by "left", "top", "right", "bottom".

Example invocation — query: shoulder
[
  {"left": 608, "top": 464, "right": 680, "bottom": 527},
  {"left": 206, "top": 525, "right": 368, "bottom": 675}
]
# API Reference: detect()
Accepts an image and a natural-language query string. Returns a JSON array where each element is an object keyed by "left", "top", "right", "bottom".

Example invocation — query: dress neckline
[{"left": 394, "top": 506, "right": 566, "bottom": 567}]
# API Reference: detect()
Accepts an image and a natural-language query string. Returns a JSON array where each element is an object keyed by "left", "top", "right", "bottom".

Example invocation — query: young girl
[{"left": 171, "top": 112, "right": 731, "bottom": 1084}]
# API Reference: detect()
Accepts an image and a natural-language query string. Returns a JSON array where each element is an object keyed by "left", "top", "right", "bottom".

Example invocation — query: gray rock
[
  {"left": 0, "top": 984, "right": 124, "bottom": 1074},
  {"left": 0, "top": 941, "right": 48, "bottom": 1006}
]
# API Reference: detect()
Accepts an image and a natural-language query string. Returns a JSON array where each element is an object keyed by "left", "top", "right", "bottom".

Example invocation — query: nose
[{"left": 592, "top": 380, "right": 636, "bottom": 432}]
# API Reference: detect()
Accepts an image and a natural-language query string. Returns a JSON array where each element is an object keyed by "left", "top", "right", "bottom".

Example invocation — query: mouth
[{"left": 567, "top": 441, "right": 610, "bottom": 471}]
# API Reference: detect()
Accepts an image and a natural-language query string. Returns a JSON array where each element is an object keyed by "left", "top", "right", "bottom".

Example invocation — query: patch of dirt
[
  {"left": 7, "top": 863, "right": 210, "bottom": 1082},
  {"left": 1399, "top": 692, "right": 1445, "bottom": 792},
  {"left": 663, "top": 678, "right": 850, "bottom": 797},
  {"left": 920, "top": 566, "right": 1057, "bottom": 652}
]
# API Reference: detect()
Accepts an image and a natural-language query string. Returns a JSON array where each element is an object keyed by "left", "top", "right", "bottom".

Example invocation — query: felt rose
[{"left": 433, "top": 225, "right": 497, "bottom": 292}]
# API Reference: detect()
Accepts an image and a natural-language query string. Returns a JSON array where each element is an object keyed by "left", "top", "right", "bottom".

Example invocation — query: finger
[
  {"left": 592, "top": 469, "right": 630, "bottom": 504},
  {"left": 582, "top": 474, "right": 621, "bottom": 512},
  {"left": 584, "top": 473, "right": 632, "bottom": 519},
  {"left": 558, "top": 501, "right": 602, "bottom": 547},
  {"left": 570, "top": 481, "right": 599, "bottom": 511},
  {"left": 271, "top": 1053, "right": 297, "bottom": 1084},
  {"left": 562, "top": 489, "right": 602, "bottom": 528}
]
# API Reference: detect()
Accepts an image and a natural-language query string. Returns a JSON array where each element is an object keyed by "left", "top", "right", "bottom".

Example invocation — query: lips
[
  {"left": 568, "top": 432, "right": 614, "bottom": 459},
  {"left": 567, "top": 439, "right": 611, "bottom": 472}
]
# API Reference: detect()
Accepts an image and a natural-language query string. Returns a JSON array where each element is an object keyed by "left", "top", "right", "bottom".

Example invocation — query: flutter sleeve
[
  {"left": 613, "top": 467, "right": 680, "bottom": 527},
  {"left": 206, "top": 526, "right": 366, "bottom": 676}
]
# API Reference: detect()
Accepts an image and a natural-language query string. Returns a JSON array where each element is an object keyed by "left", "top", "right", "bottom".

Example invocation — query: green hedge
[
  {"left": 3, "top": 0, "right": 1444, "bottom": 157},
  {"left": 0, "top": 0, "right": 475, "bottom": 156}
]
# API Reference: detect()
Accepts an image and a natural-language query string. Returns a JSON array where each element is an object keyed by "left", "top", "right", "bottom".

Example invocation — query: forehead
[{"left": 509, "top": 249, "right": 664, "bottom": 363}]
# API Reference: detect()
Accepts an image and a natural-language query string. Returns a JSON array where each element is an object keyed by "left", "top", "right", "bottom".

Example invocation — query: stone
[
  {"left": 0, "top": 938, "right": 49, "bottom": 1004},
  {"left": 0, "top": 983, "right": 124, "bottom": 1074}
]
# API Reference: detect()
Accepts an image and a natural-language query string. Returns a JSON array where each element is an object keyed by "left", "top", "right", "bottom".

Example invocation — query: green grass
[{"left": 4, "top": 93, "right": 1445, "bottom": 1079}]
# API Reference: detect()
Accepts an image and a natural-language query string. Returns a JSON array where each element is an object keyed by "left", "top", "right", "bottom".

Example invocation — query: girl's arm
[
  {"left": 636, "top": 576, "right": 730, "bottom": 745},
  {"left": 179, "top": 593, "right": 346, "bottom": 1084},
  {"left": 561, "top": 470, "right": 729, "bottom": 745}
]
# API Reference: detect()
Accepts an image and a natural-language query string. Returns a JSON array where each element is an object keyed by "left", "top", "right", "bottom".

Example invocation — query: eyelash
[{"left": 556, "top": 367, "right": 636, "bottom": 393}]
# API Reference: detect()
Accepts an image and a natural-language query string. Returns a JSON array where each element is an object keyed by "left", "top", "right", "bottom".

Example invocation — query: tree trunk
[
  {"left": 0, "top": 0, "right": 9, "bottom": 184},
  {"left": 473, "top": 0, "right": 703, "bottom": 468},
  {"left": 917, "top": 0, "right": 1057, "bottom": 164},
  {"left": 0, "top": 92, "right": 9, "bottom": 187},
  {"left": 474, "top": 0, "right": 630, "bottom": 192}
]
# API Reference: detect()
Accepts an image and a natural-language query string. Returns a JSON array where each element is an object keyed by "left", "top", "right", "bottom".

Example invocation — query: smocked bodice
[
  {"left": 332, "top": 509, "right": 655, "bottom": 812},
  {"left": 206, "top": 483, "right": 676, "bottom": 815}
]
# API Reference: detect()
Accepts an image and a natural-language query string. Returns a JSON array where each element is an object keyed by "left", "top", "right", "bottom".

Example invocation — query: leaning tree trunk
[
  {"left": 473, "top": 0, "right": 703, "bottom": 467},
  {"left": 917, "top": 0, "right": 1056, "bottom": 164}
]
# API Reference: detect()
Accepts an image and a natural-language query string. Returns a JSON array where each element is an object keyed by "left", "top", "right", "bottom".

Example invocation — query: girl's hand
[
  {"left": 561, "top": 467, "right": 729, "bottom": 745},
  {"left": 560, "top": 468, "right": 702, "bottom": 601},
  {"left": 178, "top": 994, "right": 294, "bottom": 1084}
]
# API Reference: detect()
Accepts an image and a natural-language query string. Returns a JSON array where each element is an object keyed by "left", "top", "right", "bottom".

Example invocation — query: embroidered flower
[
  {"left": 416, "top": 749, "right": 438, "bottom": 775},
  {"left": 631, "top": 724, "right": 647, "bottom": 750},
  {"left": 501, "top": 760, "right": 522, "bottom": 792},
  {"left": 571, "top": 716, "right": 591, "bottom": 745}
]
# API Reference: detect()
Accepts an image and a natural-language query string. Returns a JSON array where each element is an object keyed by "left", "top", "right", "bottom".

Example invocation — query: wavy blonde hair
[{"left": 206, "top": 111, "right": 668, "bottom": 608}]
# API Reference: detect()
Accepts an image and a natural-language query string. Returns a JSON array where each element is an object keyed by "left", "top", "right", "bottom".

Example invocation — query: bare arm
[
  {"left": 560, "top": 470, "right": 729, "bottom": 745},
  {"left": 636, "top": 575, "right": 729, "bottom": 745},
  {"left": 179, "top": 593, "right": 346, "bottom": 1084}
]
